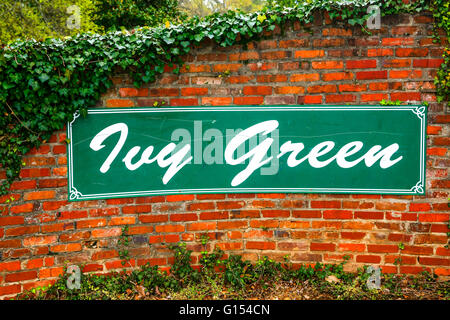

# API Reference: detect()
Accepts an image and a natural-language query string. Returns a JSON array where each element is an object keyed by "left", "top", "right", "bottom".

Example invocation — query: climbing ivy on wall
[
  {"left": 431, "top": 0, "right": 450, "bottom": 102},
  {"left": 0, "top": 0, "right": 446, "bottom": 196}
]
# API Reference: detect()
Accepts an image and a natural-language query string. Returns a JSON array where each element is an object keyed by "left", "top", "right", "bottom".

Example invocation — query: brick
[
  {"left": 246, "top": 241, "right": 275, "bottom": 250},
  {"left": 181, "top": 64, "right": 211, "bottom": 73},
  {"left": 413, "top": 59, "right": 444, "bottom": 68},
  {"left": 9, "top": 180, "right": 37, "bottom": 190},
  {"left": 354, "top": 211, "right": 384, "bottom": 219},
  {"left": 375, "top": 202, "right": 407, "bottom": 211},
  {"left": 266, "top": 96, "right": 296, "bottom": 104},
  {"left": 369, "top": 82, "right": 389, "bottom": 91},
  {"left": 313, "top": 39, "right": 345, "bottom": 47},
  {"left": 233, "top": 96, "right": 264, "bottom": 105},
  {"left": 338, "top": 243, "right": 365, "bottom": 252},
  {"left": 257, "top": 40, "right": 277, "bottom": 49},
  {"left": 419, "top": 213, "right": 449, "bottom": 222},
  {"left": 217, "top": 201, "right": 245, "bottom": 210},
  {"left": 396, "top": 48, "right": 428, "bottom": 57},
  {"left": 200, "top": 211, "right": 228, "bottom": 220},
  {"left": 435, "top": 115, "right": 450, "bottom": 123},
  {"left": 262, "top": 210, "right": 290, "bottom": 218},
  {"left": 169, "top": 98, "right": 198, "bottom": 106},
  {"left": 187, "top": 222, "right": 216, "bottom": 231},
  {"left": 261, "top": 51, "right": 289, "bottom": 60},
  {"left": 426, "top": 148, "right": 447, "bottom": 156},
  {"left": 257, "top": 74, "right": 288, "bottom": 83},
  {"left": 229, "top": 51, "right": 259, "bottom": 61},
  {"left": 311, "top": 61, "right": 343, "bottom": 69},
  {"left": 109, "top": 216, "right": 136, "bottom": 225},
  {"left": 275, "top": 86, "right": 305, "bottom": 94},
  {"left": 248, "top": 62, "right": 276, "bottom": 71},
  {"left": 118, "top": 87, "right": 149, "bottom": 98},
  {"left": 39, "top": 178, "right": 67, "bottom": 188},
  {"left": 382, "top": 38, "right": 415, "bottom": 46},
  {"left": 91, "top": 228, "right": 121, "bottom": 238},
  {"left": 361, "top": 93, "right": 388, "bottom": 102},
  {"left": 367, "top": 48, "right": 394, "bottom": 57},
  {"left": 0, "top": 284, "right": 21, "bottom": 296},
  {"left": 0, "top": 261, "right": 21, "bottom": 272},
  {"left": 294, "top": 50, "right": 324, "bottom": 58},
  {"left": 201, "top": 97, "right": 232, "bottom": 106},
  {"left": 345, "top": 60, "right": 377, "bottom": 69},
  {"left": 356, "top": 70, "right": 387, "bottom": 80},
  {"left": 0, "top": 239, "right": 21, "bottom": 248},
  {"left": 106, "top": 99, "right": 134, "bottom": 108},
  {"left": 323, "top": 210, "right": 352, "bottom": 219},
  {"left": 322, "top": 72, "right": 353, "bottom": 81},
  {"left": 24, "top": 191, "right": 55, "bottom": 201},
  {"left": 122, "top": 205, "right": 151, "bottom": 214},
  {"left": 389, "top": 70, "right": 422, "bottom": 79},
  {"left": 181, "top": 87, "right": 208, "bottom": 96},
  {"left": 292, "top": 210, "right": 321, "bottom": 218},
  {"left": 307, "top": 85, "right": 336, "bottom": 94},
  {"left": 19, "top": 168, "right": 51, "bottom": 178},
  {"left": 243, "top": 86, "right": 272, "bottom": 95},
  {"left": 278, "top": 62, "right": 300, "bottom": 71},
  {"left": 367, "top": 244, "right": 398, "bottom": 253},
  {"left": 338, "top": 84, "right": 366, "bottom": 92},
  {"left": 42, "top": 201, "right": 68, "bottom": 211},
  {"left": 340, "top": 232, "right": 365, "bottom": 241},
  {"left": 290, "top": 73, "right": 320, "bottom": 82},
  {"left": 325, "top": 94, "right": 356, "bottom": 103},
  {"left": 170, "top": 213, "right": 198, "bottom": 222},
  {"left": 356, "top": 255, "right": 381, "bottom": 263},
  {"left": 409, "top": 203, "right": 432, "bottom": 212},
  {"left": 5, "top": 271, "right": 37, "bottom": 283},
  {"left": 433, "top": 137, "right": 450, "bottom": 146},
  {"left": 311, "top": 200, "right": 341, "bottom": 209},
  {"left": 0, "top": 216, "right": 25, "bottom": 226},
  {"left": 402, "top": 245, "right": 433, "bottom": 255},
  {"left": 5, "top": 226, "right": 39, "bottom": 237},
  {"left": 10, "top": 203, "right": 34, "bottom": 214},
  {"left": 197, "top": 53, "right": 227, "bottom": 61},
  {"left": 279, "top": 39, "right": 309, "bottom": 48},
  {"left": 212, "top": 64, "right": 242, "bottom": 72},
  {"left": 218, "top": 221, "right": 247, "bottom": 230},
  {"left": 310, "top": 243, "right": 335, "bottom": 251}
]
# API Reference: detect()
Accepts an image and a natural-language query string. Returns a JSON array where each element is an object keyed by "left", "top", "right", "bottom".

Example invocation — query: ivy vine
[
  {"left": 0, "top": 0, "right": 446, "bottom": 196},
  {"left": 431, "top": 0, "right": 450, "bottom": 102}
]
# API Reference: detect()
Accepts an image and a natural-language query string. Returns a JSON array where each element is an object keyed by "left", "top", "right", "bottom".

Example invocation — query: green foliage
[
  {"left": 379, "top": 99, "right": 402, "bottom": 106},
  {"left": 93, "top": 0, "right": 185, "bottom": 31},
  {"left": 0, "top": 0, "right": 100, "bottom": 45},
  {"left": 168, "top": 242, "right": 200, "bottom": 282},
  {"left": 118, "top": 225, "right": 131, "bottom": 265},
  {"left": 0, "top": 0, "right": 437, "bottom": 196},
  {"left": 431, "top": 0, "right": 450, "bottom": 102},
  {"left": 180, "top": 0, "right": 266, "bottom": 17},
  {"left": 16, "top": 241, "right": 450, "bottom": 300}
]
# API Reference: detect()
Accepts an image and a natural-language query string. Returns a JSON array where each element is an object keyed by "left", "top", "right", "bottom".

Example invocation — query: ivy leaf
[
  {"left": 194, "top": 34, "right": 204, "bottom": 42},
  {"left": 180, "top": 41, "right": 190, "bottom": 48},
  {"left": 257, "top": 14, "right": 267, "bottom": 23},
  {"left": 38, "top": 74, "right": 50, "bottom": 83},
  {"left": 163, "top": 37, "right": 175, "bottom": 45}
]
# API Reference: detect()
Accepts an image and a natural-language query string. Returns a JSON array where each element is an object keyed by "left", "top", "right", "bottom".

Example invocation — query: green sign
[{"left": 67, "top": 105, "right": 426, "bottom": 201}]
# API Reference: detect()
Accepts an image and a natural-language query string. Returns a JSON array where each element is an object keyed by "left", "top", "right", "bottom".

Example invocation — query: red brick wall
[{"left": 0, "top": 12, "right": 449, "bottom": 299}]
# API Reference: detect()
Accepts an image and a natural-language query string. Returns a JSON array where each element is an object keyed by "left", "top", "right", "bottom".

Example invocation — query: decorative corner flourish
[
  {"left": 69, "top": 187, "right": 82, "bottom": 200},
  {"left": 69, "top": 111, "right": 81, "bottom": 126},
  {"left": 412, "top": 106, "right": 426, "bottom": 120},
  {"left": 410, "top": 181, "right": 424, "bottom": 194}
]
